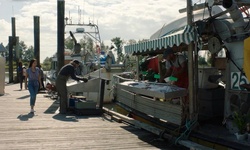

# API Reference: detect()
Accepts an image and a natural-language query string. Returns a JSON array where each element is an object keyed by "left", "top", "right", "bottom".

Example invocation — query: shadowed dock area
[{"left": 0, "top": 83, "right": 184, "bottom": 150}]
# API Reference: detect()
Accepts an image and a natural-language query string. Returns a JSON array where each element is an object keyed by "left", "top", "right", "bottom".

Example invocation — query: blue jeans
[{"left": 28, "top": 80, "right": 39, "bottom": 106}]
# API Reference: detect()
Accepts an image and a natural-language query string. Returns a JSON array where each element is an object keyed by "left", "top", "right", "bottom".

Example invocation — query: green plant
[{"left": 232, "top": 111, "right": 247, "bottom": 134}]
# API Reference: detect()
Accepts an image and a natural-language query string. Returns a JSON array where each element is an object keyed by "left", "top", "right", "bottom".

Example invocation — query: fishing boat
[
  {"left": 112, "top": 1, "right": 250, "bottom": 149},
  {"left": 46, "top": 21, "right": 102, "bottom": 79},
  {"left": 46, "top": 20, "right": 133, "bottom": 103}
]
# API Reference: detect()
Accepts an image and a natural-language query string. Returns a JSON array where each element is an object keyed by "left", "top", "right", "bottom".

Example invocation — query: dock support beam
[
  {"left": 57, "top": 0, "right": 65, "bottom": 74},
  {"left": 34, "top": 16, "right": 40, "bottom": 65},
  {"left": 8, "top": 17, "right": 17, "bottom": 83},
  {"left": 8, "top": 36, "right": 13, "bottom": 83}
]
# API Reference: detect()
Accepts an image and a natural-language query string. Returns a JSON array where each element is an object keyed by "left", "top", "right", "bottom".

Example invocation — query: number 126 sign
[{"left": 231, "top": 72, "right": 249, "bottom": 90}]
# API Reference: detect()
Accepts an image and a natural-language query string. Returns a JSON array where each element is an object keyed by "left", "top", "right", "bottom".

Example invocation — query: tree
[
  {"left": 19, "top": 41, "right": 27, "bottom": 58},
  {"left": 79, "top": 38, "right": 87, "bottom": 52},
  {"left": 65, "top": 38, "right": 74, "bottom": 50},
  {"left": 127, "top": 39, "right": 136, "bottom": 45},
  {"left": 100, "top": 41, "right": 108, "bottom": 52},
  {"left": 22, "top": 46, "right": 34, "bottom": 62},
  {"left": 111, "top": 37, "right": 124, "bottom": 64},
  {"left": 198, "top": 55, "right": 208, "bottom": 66},
  {"left": 86, "top": 37, "right": 94, "bottom": 52},
  {"left": 138, "top": 39, "right": 149, "bottom": 43},
  {"left": 42, "top": 57, "right": 52, "bottom": 71}
]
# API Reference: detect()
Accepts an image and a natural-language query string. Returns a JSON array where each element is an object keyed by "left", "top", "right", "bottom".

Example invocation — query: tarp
[{"left": 124, "top": 25, "right": 198, "bottom": 54}]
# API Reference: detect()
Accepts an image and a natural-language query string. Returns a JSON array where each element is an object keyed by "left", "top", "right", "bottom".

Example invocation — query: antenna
[
  {"left": 68, "top": 11, "right": 72, "bottom": 24},
  {"left": 82, "top": 0, "right": 85, "bottom": 24},
  {"left": 78, "top": 6, "right": 81, "bottom": 24},
  {"left": 12, "top": 6, "right": 14, "bottom": 17},
  {"left": 92, "top": 2, "right": 95, "bottom": 24}
]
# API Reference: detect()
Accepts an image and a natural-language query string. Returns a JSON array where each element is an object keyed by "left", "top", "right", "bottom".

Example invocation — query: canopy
[{"left": 124, "top": 25, "right": 198, "bottom": 55}]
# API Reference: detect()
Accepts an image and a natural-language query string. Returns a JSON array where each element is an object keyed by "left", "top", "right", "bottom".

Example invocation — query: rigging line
[
  {"left": 202, "top": 0, "right": 207, "bottom": 20},
  {"left": 224, "top": 46, "right": 245, "bottom": 76}
]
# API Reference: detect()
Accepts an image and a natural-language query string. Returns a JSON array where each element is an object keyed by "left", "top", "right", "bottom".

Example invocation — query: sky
[{"left": 0, "top": 0, "right": 190, "bottom": 62}]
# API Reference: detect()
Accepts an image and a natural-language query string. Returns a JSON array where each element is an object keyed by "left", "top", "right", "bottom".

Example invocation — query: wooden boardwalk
[{"left": 0, "top": 83, "right": 184, "bottom": 150}]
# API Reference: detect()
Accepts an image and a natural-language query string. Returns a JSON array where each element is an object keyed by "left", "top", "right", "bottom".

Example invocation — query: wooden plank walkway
[{"left": 0, "top": 83, "right": 184, "bottom": 150}]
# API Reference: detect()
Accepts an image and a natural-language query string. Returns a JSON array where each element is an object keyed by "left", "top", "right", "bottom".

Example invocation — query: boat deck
[
  {"left": 192, "top": 116, "right": 250, "bottom": 150},
  {"left": 0, "top": 83, "right": 186, "bottom": 150}
]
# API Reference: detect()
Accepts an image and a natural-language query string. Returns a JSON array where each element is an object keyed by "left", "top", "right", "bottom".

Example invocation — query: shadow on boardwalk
[
  {"left": 0, "top": 83, "right": 186, "bottom": 150},
  {"left": 17, "top": 112, "right": 35, "bottom": 121}
]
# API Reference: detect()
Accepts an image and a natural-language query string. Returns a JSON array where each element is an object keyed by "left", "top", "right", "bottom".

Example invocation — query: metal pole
[{"left": 57, "top": 0, "right": 65, "bottom": 74}]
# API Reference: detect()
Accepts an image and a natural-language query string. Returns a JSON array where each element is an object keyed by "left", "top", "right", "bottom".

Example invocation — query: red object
[
  {"left": 147, "top": 56, "right": 159, "bottom": 73},
  {"left": 171, "top": 66, "right": 188, "bottom": 88},
  {"left": 46, "top": 83, "right": 56, "bottom": 92}
]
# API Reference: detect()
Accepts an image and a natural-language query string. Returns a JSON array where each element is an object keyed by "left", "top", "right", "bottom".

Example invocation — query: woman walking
[{"left": 25, "top": 59, "right": 42, "bottom": 113}]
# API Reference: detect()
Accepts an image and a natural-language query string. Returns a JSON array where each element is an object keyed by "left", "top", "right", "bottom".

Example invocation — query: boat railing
[{"left": 112, "top": 73, "right": 135, "bottom": 85}]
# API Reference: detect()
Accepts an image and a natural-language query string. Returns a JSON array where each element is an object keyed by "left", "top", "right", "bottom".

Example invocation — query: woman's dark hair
[{"left": 29, "top": 59, "right": 37, "bottom": 68}]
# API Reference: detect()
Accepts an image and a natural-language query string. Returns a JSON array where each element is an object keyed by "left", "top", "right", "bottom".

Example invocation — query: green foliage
[
  {"left": 198, "top": 56, "right": 208, "bottom": 66},
  {"left": 22, "top": 46, "right": 34, "bottom": 61},
  {"left": 42, "top": 57, "right": 52, "bottom": 71},
  {"left": 111, "top": 37, "right": 124, "bottom": 63},
  {"left": 100, "top": 42, "right": 108, "bottom": 52},
  {"left": 86, "top": 37, "right": 94, "bottom": 52},
  {"left": 233, "top": 111, "right": 247, "bottom": 134},
  {"left": 127, "top": 39, "right": 136, "bottom": 45},
  {"left": 65, "top": 39, "right": 74, "bottom": 50}
]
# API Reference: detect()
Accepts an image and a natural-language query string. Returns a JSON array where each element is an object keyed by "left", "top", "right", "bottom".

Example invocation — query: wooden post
[
  {"left": 136, "top": 55, "right": 140, "bottom": 81},
  {"left": 34, "top": 16, "right": 40, "bottom": 65},
  {"left": 99, "top": 79, "right": 105, "bottom": 109},
  {"left": 11, "top": 17, "right": 16, "bottom": 43},
  {"left": 57, "top": 0, "right": 65, "bottom": 75},
  {"left": 8, "top": 36, "right": 13, "bottom": 83},
  {"left": 15, "top": 37, "right": 20, "bottom": 61},
  {"left": 187, "top": 0, "right": 196, "bottom": 120},
  {"left": 8, "top": 17, "right": 16, "bottom": 83},
  {"left": 15, "top": 36, "right": 20, "bottom": 84}
]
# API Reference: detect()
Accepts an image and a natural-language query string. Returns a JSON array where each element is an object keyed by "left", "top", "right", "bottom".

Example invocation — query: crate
[{"left": 75, "top": 100, "right": 97, "bottom": 109}]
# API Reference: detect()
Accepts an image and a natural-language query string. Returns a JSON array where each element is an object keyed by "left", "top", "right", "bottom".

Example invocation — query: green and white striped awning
[{"left": 124, "top": 25, "right": 198, "bottom": 54}]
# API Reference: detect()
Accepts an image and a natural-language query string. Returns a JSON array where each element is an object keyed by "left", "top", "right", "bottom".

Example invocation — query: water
[
  {"left": 5, "top": 72, "right": 17, "bottom": 83},
  {"left": 5, "top": 73, "right": 10, "bottom": 83}
]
